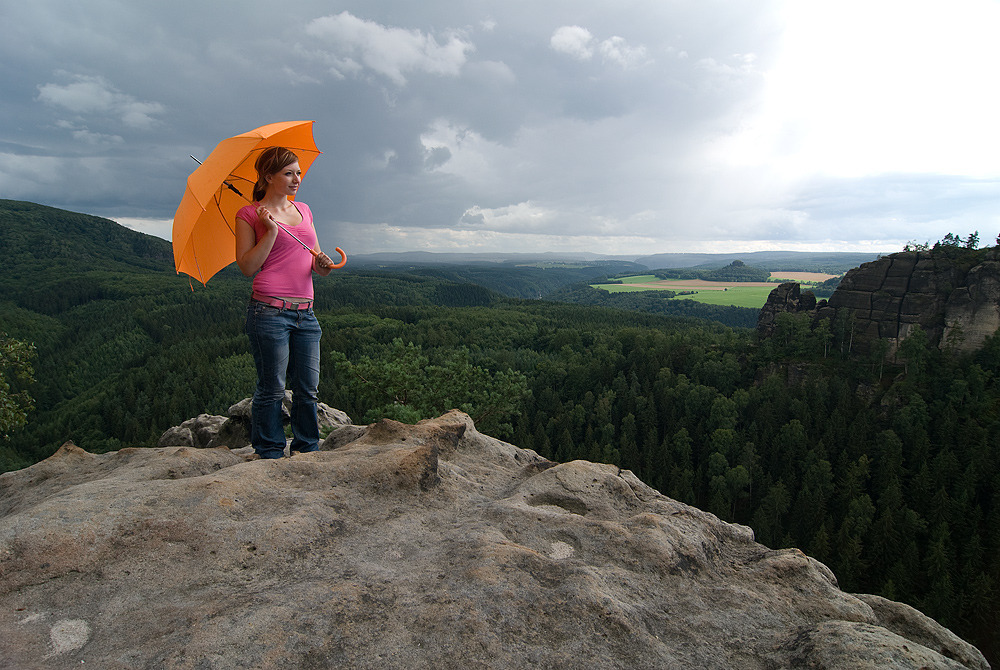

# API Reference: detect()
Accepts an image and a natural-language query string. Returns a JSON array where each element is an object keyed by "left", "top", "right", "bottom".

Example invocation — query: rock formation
[
  {"left": 758, "top": 248, "right": 1000, "bottom": 357},
  {"left": 756, "top": 281, "right": 819, "bottom": 338},
  {"left": 155, "top": 392, "right": 352, "bottom": 451},
  {"left": 0, "top": 411, "right": 989, "bottom": 669}
]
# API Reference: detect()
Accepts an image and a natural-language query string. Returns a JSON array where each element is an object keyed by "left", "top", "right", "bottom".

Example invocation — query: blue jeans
[{"left": 245, "top": 300, "right": 323, "bottom": 459}]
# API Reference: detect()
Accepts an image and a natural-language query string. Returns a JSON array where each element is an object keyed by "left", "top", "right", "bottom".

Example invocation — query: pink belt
[{"left": 252, "top": 292, "right": 313, "bottom": 310}]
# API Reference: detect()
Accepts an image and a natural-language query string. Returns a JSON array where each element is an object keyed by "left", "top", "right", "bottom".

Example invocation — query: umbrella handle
[
  {"left": 321, "top": 247, "right": 347, "bottom": 269},
  {"left": 265, "top": 211, "right": 347, "bottom": 269}
]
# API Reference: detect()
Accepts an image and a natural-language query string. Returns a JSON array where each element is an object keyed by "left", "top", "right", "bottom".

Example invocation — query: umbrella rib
[
  {"left": 194, "top": 248, "right": 205, "bottom": 284},
  {"left": 211, "top": 194, "right": 238, "bottom": 236}
]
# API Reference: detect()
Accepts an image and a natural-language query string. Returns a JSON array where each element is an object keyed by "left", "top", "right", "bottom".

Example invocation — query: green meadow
[
  {"left": 595, "top": 275, "right": 660, "bottom": 291},
  {"left": 591, "top": 275, "right": 778, "bottom": 308},
  {"left": 598, "top": 283, "right": 663, "bottom": 293},
  {"left": 670, "top": 286, "right": 776, "bottom": 309}
]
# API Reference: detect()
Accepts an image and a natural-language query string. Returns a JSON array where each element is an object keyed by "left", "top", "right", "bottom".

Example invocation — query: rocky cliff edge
[
  {"left": 758, "top": 249, "right": 1000, "bottom": 358},
  {"left": 0, "top": 411, "right": 989, "bottom": 669}
]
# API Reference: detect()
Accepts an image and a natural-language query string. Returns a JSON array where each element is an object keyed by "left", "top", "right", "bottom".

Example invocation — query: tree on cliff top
[{"left": 0, "top": 334, "right": 35, "bottom": 438}]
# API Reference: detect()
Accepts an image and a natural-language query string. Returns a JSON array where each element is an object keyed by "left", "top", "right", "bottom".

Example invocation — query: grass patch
[
  {"left": 592, "top": 283, "right": 667, "bottom": 293},
  {"left": 672, "top": 287, "right": 774, "bottom": 309},
  {"left": 591, "top": 274, "right": 778, "bottom": 307},
  {"left": 591, "top": 275, "right": 666, "bottom": 293}
]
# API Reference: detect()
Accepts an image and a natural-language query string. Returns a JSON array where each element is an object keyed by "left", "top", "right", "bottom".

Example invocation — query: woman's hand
[
  {"left": 313, "top": 251, "right": 335, "bottom": 276},
  {"left": 256, "top": 205, "right": 278, "bottom": 234},
  {"left": 235, "top": 211, "right": 278, "bottom": 277}
]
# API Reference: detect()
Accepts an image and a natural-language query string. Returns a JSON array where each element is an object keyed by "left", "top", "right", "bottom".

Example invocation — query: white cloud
[
  {"left": 550, "top": 26, "right": 595, "bottom": 61},
  {"left": 282, "top": 66, "right": 322, "bottom": 86},
  {"left": 419, "top": 120, "right": 508, "bottom": 182},
  {"left": 551, "top": 26, "right": 649, "bottom": 69},
  {"left": 37, "top": 74, "right": 164, "bottom": 130},
  {"left": 696, "top": 53, "right": 758, "bottom": 77},
  {"left": 725, "top": 0, "right": 1000, "bottom": 179},
  {"left": 598, "top": 36, "right": 650, "bottom": 69},
  {"left": 115, "top": 217, "right": 173, "bottom": 240},
  {"left": 71, "top": 128, "right": 125, "bottom": 146},
  {"left": 459, "top": 202, "right": 555, "bottom": 233},
  {"left": 305, "top": 11, "right": 475, "bottom": 85}
]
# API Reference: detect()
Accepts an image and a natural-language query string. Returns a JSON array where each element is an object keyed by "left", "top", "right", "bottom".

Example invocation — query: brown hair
[{"left": 252, "top": 147, "right": 299, "bottom": 202}]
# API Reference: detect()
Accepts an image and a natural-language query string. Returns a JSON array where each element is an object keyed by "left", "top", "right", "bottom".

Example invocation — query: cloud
[
  {"left": 696, "top": 53, "right": 758, "bottom": 77},
  {"left": 419, "top": 120, "right": 507, "bottom": 182},
  {"left": 550, "top": 26, "right": 595, "bottom": 61},
  {"left": 6, "top": 1, "right": 996, "bottom": 256},
  {"left": 459, "top": 202, "right": 555, "bottom": 233},
  {"left": 550, "top": 26, "right": 649, "bottom": 68},
  {"left": 726, "top": 0, "right": 1000, "bottom": 180},
  {"left": 598, "top": 36, "right": 649, "bottom": 69},
  {"left": 304, "top": 11, "right": 475, "bottom": 85},
  {"left": 114, "top": 217, "right": 173, "bottom": 240},
  {"left": 37, "top": 74, "right": 164, "bottom": 130},
  {"left": 55, "top": 121, "right": 124, "bottom": 146}
]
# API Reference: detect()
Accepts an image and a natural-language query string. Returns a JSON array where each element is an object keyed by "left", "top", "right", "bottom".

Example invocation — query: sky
[{"left": 2, "top": 0, "right": 999, "bottom": 258}]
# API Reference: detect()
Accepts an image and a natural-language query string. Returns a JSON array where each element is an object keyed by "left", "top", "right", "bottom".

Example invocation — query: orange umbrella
[{"left": 172, "top": 120, "right": 345, "bottom": 284}]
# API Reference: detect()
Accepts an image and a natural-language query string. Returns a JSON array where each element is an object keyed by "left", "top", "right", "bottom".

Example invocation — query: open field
[
  {"left": 768, "top": 271, "right": 838, "bottom": 282},
  {"left": 591, "top": 271, "right": 838, "bottom": 308},
  {"left": 606, "top": 278, "right": 775, "bottom": 291},
  {"left": 671, "top": 287, "right": 776, "bottom": 308}
]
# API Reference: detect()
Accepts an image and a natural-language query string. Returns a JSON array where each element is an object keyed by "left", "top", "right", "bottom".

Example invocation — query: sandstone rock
[
  {"left": 0, "top": 412, "right": 988, "bottom": 669},
  {"left": 227, "top": 392, "right": 351, "bottom": 431},
  {"left": 761, "top": 249, "right": 1000, "bottom": 358},
  {"left": 157, "top": 394, "right": 353, "bottom": 450},
  {"left": 756, "top": 282, "right": 818, "bottom": 337},
  {"left": 156, "top": 413, "right": 228, "bottom": 448}
]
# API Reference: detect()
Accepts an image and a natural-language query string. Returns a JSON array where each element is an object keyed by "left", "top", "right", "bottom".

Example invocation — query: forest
[
  {"left": 653, "top": 259, "right": 772, "bottom": 283},
  {"left": 0, "top": 200, "right": 997, "bottom": 663}
]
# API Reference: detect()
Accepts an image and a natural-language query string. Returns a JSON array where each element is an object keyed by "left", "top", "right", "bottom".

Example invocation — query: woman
[{"left": 235, "top": 146, "right": 336, "bottom": 459}]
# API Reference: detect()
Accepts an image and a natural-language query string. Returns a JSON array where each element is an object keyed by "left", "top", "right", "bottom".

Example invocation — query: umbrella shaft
[{"left": 272, "top": 218, "right": 317, "bottom": 256}]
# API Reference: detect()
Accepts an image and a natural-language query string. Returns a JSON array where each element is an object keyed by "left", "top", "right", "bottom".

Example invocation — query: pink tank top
[{"left": 237, "top": 201, "right": 317, "bottom": 299}]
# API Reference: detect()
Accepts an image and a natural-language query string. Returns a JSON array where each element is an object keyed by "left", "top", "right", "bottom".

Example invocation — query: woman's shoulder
[{"left": 236, "top": 203, "right": 258, "bottom": 223}]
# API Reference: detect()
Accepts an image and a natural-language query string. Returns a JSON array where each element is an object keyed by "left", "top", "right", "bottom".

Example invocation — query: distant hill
[
  {"left": 350, "top": 250, "right": 885, "bottom": 274},
  {"left": 347, "top": 251, "right": 634, "bottom": 265},
  {"left": 0, "top": 200, "right": 173, "bottom": 272},
  {"left": 634, "top": 251, "right": 883, "bottom": 274}
]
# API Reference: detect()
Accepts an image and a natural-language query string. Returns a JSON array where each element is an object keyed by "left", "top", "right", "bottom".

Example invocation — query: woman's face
[{"left": 268, "top": 161, "right": 301, "bottom": 196}]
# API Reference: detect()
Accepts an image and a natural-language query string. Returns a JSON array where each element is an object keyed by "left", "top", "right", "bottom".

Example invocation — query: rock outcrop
[
  {"left": 759, "top": 249, "right": 1000, "bottom": 357},
  {"left": 0, "top": 411, "right": 988, "bottom": 669},
  {"left": 756, "top": 281, "right": 819, "bottom": 338},
  {"left": 156, "top": 392, "right": 352, "bottom": 451}
]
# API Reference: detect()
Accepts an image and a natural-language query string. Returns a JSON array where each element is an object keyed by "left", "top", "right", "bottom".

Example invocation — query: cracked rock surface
[{"left": 0, "top": 411, "right": 988, "bottom": 669}]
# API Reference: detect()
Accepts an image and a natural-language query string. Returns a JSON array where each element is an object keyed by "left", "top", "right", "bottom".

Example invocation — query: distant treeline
[
  {"left": 544, "top": 283, "right": 760, "bottom": 329},
  {"left": 359, "top": 261, "right": 646, "bottom": 300},
  {"left": 652, "top": 260, "right": 772, "bottom": 283}
]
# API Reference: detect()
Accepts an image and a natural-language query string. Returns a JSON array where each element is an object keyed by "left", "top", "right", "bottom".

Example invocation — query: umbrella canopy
[{"left": 172, "top": 120, "right": 322, "bottom": 284}]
